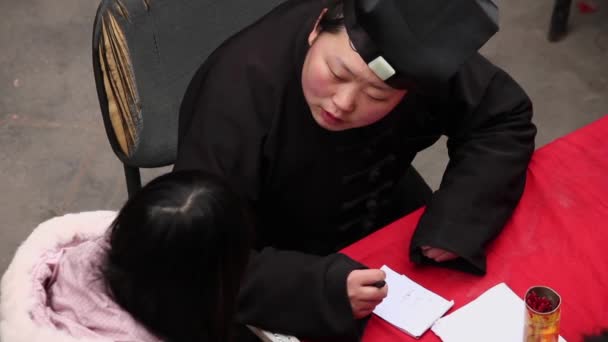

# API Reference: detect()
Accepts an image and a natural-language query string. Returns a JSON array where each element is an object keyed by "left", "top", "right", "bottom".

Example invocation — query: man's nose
[{"left": 332, "top": 84, "right": 357, "bottom": 113}]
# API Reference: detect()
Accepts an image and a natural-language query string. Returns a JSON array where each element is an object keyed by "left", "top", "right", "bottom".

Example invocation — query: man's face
[{"left": 301, "top": 22, "right": 407, "bottom": 131}]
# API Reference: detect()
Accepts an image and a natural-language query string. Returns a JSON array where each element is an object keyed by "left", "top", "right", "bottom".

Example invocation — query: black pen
[{"left": 370, "top": 280, "right": 386, "bottom": 288}]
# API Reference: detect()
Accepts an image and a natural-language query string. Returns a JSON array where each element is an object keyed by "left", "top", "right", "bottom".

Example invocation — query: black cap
[{"left": 343, "top": 0, "right": 498, "bottom": 92}]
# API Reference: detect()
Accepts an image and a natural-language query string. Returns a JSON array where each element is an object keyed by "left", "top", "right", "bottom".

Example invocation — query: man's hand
[
  {"left": 421, "top": 246, "right": 458, "bottom": 262},
  {"left": 346, "top": 269, "right": 388, "bottom": 319}
]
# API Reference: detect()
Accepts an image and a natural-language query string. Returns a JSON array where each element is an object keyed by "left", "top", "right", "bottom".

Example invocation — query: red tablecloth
[{"left": 341, "top": 115, "right": 608, "bottom": 342}]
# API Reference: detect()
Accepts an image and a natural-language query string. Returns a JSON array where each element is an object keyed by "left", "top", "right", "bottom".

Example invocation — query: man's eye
[
  {"left": 330, "top": 69, "right": 345, "bottom": 81},
  {"left": 368, "top": 94, "right": 388, "bottom": 102}
]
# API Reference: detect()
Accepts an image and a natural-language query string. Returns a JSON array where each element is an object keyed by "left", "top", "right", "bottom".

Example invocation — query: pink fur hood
[{"left": 0, "top": 211, "right": 161, "bottom": 342}]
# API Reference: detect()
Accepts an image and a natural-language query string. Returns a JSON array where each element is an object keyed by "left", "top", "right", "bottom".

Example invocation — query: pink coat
[{"left": 0, "top": 211, "right": 161, "bottom": 342}]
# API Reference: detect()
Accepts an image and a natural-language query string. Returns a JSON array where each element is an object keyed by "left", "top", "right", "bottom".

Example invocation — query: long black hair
[{"left": 102, "top": 170, "right": 253, "bottom": 342}]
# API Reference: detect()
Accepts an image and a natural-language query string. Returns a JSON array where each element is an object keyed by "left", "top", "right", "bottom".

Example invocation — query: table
[{"left": 341, "top": 115, "right": 608, "bottom": 342}]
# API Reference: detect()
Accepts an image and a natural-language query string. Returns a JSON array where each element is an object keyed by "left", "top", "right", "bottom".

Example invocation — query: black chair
[
  {"left": 548, "top": 0, "right": 573, "bottom": 42},
  {"left": 92, "top": 0, "right": 284, "bottom": 198}
]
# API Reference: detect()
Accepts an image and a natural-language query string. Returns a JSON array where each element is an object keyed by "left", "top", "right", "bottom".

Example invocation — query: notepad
[
  {"left": 372, "top": 265, "right": 454, "bottom": 338},
  {"left": 431, "top": 283, "right": 567, "bottom": 342},
  {"left": 247, "top": 325, "right": 300, "bottom": 342}
]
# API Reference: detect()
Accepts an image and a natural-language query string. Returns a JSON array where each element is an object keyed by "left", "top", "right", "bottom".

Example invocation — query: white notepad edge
[
  {"left": 374, "top": 265, "right": 455, "bottom": 338},
  {"left": 430, "top": 283, "right": 568, "bottom": 342}
]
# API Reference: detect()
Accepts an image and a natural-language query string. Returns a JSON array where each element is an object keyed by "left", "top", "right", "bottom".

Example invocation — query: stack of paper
[
  {"left": 373, "top": 265, "right": 454, "bottom": 338},
  {"left": 247, "top": 325, "right": 300, "bottom": 342},
  {"left": 431, "top": 283, "right": 567, "bottom": 342}
]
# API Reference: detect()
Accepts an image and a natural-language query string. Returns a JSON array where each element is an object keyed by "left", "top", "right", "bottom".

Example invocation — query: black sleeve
[
  {"left": 238, "top": 249, "right": 367, "bottom": 339},
  {"left": 410, "top": 53, "right": 537, "bottom": 275},
  {"left": 175, "top": 56, "right": 366, "bottom": 339}
]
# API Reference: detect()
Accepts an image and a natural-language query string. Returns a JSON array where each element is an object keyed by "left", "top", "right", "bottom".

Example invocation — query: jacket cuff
[
  {"left": 325, "top": 253, "right": 369, "bottom": 340},
  {"left": 409, "top": 242, "right": 486, "bottom": 275}
]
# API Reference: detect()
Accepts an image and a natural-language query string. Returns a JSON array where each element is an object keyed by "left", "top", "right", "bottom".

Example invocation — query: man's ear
[{"left": 308, "top": 8, "right": 328, "bottom": 46}]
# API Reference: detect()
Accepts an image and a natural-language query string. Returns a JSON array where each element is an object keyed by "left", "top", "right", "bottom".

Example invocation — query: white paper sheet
[
  {"left": 247, "top": 325, "right": 300, "bottom": 342},
  {"left": 373, "top": 265, "right": 454, "bottom": 338},
  {"left": 431, "top": 283, "right": 566, "bottom": 342}
]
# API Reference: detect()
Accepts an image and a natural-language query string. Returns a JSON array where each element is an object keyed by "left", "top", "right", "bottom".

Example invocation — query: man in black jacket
[{"left": 175, "top": 0, "right": 536, "bottom": 340}]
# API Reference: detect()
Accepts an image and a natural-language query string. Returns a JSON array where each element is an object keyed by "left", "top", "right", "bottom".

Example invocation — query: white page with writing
[
  {"left": 373, "top": 265, "right": 454, "bottom": 338},
  {"left": 431, "top": 283, "right": 566, "bottom": 342}
]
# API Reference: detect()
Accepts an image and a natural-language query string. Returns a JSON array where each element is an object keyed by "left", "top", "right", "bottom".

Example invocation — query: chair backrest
[{"left": 92, "top": 0, "right": 285, "bottom": 168}]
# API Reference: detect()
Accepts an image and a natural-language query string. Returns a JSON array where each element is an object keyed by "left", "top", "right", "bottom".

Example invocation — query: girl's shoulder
[{"left": 1, "top": 211, "right": 117, "bottom": 342}]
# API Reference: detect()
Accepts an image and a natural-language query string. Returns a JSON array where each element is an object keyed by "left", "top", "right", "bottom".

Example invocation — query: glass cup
[{"left": 524, "top": 285, "right": 561, "bottom": 342}]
